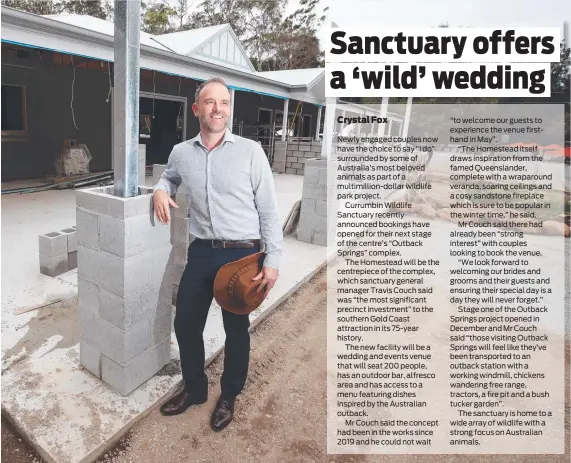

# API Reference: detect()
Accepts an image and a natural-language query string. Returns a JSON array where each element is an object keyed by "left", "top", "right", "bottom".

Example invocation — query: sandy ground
[{"left": 3, "top": 268, "right": 569, "bottom": 463}]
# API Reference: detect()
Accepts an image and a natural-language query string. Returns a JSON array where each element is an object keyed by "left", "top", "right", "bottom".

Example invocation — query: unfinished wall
[{"left": 1, "top": 46, "right": 113, "bottom": 180}]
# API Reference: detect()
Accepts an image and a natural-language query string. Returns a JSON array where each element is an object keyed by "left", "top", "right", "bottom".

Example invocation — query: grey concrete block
[
  {"left": 76, "top": 190, "right": 109, "bottom": 216},
  {"left": 173, "top": 217, "right": 190, "bottom": 243},
  {"left": 172, "top": 263, "right": 185, "bottom": 285},
  {"left": 296, "top": 228, "right": 313, "bottom": 243},
  {"left": 39, "top": 232, "right": 68, "bottom": 257},
  {"left": 60, "top": 228, "right": 77, "bottom": 253},
  {"left": 310, "top": 144, "right": 322, "bottom": 152},
  {"left": 99, "top": 215, "right": 149, "bottom": 258},
  {"left": 151, "top": 245, "right": 173, "bottom": 287},
  {"left": 312, "top": 231, "right": 328, "bottom": 247},
  {"left": 285, "top": 168, "right": 296, "bottom": 174},
  {"left": 68, "top": 251, "right": 78, "bottom": 269},
  {"left": 172, "top": 284, "right": 179, "bottom": 306},
  {"left": 315, "top": 200, "right": 328, "bottom": 217},
  {"left": 291, "top": 162, "right": 303, "bottom": 169},
  {"left": 152, "top": 164, "right": 166, "bottom": 185},
  {"left": 288, "top": 156, "right": 298, "bottom": 163},
  {"left": 299, "top": 144, "right": 311, "bottom": 151},
  {"left": 305, "top": 159, "right": 326, "bottom": 169},
  {"left": 304, "top": 167, "right": 319, "bottom": 185},
  {"left": 301, "top": 198, "right": 316, "bottom": 215},
  {"left": 286, "top": 162, "right": 292, "bottom": 168},
  {"left": 295, "top": 169, "right": 304, "bottom": 175},
  {"left": 80, "top": 340, "right": 102, "bottom": 379},
  {"left": 139, "top": 144, "right": 146, "bottom": 186},
  {"left": 79, "top": 308, "right": 150, "bottom": 364},
  {"left": 173, "top": 242, "right": 188, "bottom": 266},
  {"left": 39, "top": 252, "right": 68, "bottom": 277},
  {"left": 319, "top": 168, "right": 329, "bottom": 185},
  {"left": 297, "top": 158, "right": 306, "bottom": 164},
  {"left": 101, "top": 336, "right": 170, "bottom": 396},
  {"left": 299, "top": 212, "right": 327, "bottom": 234},
  {"left": 302, "top": 183, "right": 327, "bottom": 201},
  {"left": 77, "top": 245, "right": 153, "bottom": 298},
  {"left": 98, "top": 287, "right": 152, "bottom": 330},
  {"left": 150, "top": 311, "right": 172, "bottom": 345},
  {"left": 78, "top": 277, "right": 99, "bottom": 316},
  {"left": 76, "top": 209, "right": 99, "bottom": 249},
  {"left": 107, "top": 194, "right": 152, "bottom": 220}
]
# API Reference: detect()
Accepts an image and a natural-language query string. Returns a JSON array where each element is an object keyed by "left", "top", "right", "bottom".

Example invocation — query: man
[{"left": 153, "top": 77, "right": 283, "bottom": 431}]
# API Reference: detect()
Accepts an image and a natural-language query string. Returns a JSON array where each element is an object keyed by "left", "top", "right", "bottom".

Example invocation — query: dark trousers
[{"left": 174, "top": 239, "right": 261, "bottom": 400}]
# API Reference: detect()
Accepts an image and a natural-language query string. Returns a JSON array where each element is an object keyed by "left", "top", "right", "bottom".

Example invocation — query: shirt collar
[{"left": 190, "top": 128, "right": 235, "bottom": 149}]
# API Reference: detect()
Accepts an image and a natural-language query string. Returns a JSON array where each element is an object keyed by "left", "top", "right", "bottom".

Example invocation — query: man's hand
[
  {"left": 153, "top": 189, "right": 178, "bottom": 225},
  {"left": 252, "top": 266, "right": 279, "bottom": 297}
]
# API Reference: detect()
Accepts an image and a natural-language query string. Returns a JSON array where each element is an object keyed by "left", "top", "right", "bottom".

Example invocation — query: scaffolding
[{"left": 233, "top": 122, "right": 278, "bottom": 165}]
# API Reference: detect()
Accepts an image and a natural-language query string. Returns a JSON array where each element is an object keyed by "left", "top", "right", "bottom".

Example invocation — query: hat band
[{"left": 228, "top": 263, "right": 256, "bottom": 297}]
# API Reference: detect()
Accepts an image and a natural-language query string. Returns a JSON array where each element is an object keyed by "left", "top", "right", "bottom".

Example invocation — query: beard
[{"left": 199, "top": 112, "right": 228, "bottom": 133}]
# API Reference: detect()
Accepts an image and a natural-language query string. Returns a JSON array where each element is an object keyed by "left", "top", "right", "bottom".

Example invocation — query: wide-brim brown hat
[{"left": 214, "top": 252, "right": 267, "bottom": 315}]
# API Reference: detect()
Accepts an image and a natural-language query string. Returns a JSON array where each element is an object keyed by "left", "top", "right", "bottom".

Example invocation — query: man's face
[{"left": 192, "top": 82, "right": 231, "bottom": 134}]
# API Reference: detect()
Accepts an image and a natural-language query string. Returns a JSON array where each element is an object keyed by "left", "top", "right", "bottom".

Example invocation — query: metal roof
[
  {"left": 256, "top": 68, "right": 324, "bottom": 88},
  {"left": 43, "top": 14, "right": 172, "bottom": 52},
  {"left": 1, "top": 7, "right": 325, "bottom": 104},
  {"left": 154, "top": 24, "right": 228, "bottom": 55}
]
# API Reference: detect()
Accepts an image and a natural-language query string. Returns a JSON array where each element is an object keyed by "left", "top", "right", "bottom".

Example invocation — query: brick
[
  {"left": 285, "top": 168, "right": 296, "bottom": 174},
  {"left": 79, "top": 308, "right": 150, "bottom": 364},
  {"left": 76, "top": 209, "right": 99, "bottom": 249},
  {"left": 101, "top": 336, "right": 171, "bottom": 396},
  {"left": 78, "top": 277, "right": 99, "bottom": 316},
  {"left": 68, "top": 251, "right": 78, "bottom": 269},
  {"left": 39, "top": 232, "right": 68, "bottom": 257},
  {"left": 315, "top": 200, "right": 328, "bottom": 217},
  {"left": 302, "top": 183, "right": 327, "bottom": 201},
  {"left": 39, "top": 253, "right": 68, "bottom": 277},
  {"left": 296, "top": 228, "right": 313, "bottom": 243},
  {"left": 301, "top": 198, "right": 316, "bottom": 215},
  {"left": 80, "top": 340, "right": 102, "bottom": 379},
  {"left": 60, "top": 228, "right": 77, "bottom": 252}
]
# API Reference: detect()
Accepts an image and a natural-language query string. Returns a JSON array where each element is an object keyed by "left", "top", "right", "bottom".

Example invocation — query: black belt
[{"left": 195, "top": 239, "right": 260, "bottom": 249}]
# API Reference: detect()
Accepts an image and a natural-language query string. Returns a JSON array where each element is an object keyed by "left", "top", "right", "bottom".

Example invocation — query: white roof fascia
[{"left": 1, "top": 6, "right": 324, "bottom": 105}]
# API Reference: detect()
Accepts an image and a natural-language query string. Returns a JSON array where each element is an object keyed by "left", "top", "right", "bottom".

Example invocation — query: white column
[
  {"left": 282, "top": 98, "right": 289, "bottom": 141},
  {"left": 228, "top": 88, "right": 235, "bottom": 132},
  {"left": 320, "top": 97, "right": 337, "bottom": 159},
  {"left": 401, "top": 96, "right": 413, "bottom": 139},
  {"left": 378, "top": 96, "right": 389, "bottom": 136},
  {"left": 315, "top": 106, "right": 322, "bottom": 141}
]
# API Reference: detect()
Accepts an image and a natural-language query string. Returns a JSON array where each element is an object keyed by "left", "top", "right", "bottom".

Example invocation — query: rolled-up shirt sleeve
[
  {"left": 153, "top": 146, "right": 182, "bottom": 196},
  {"left": 250, "top": 145, "right": 283, "bottom": 270}
]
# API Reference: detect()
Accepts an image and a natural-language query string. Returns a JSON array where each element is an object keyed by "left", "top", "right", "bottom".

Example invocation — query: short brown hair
[{"left": 195, "top": 77, "right": 230, "bottom": 104}]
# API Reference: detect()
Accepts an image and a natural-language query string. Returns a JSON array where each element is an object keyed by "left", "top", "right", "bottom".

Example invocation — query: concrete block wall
[
  {"left": 272, "top": 141, "right": 287, "bottom": 173},
  {"left": 297, "top": 158, "right": 331, "bottom": 247},
  {"left": 151, "top": 163, "right": 188, "bottom": 306},
  {"left": 76, "top": 185, "right": 172, "bottom": 395},
  {"left": 39, "top": 227, "right": 78, "bottom": 276},
  {"left": 171, "top": 184, "right": 190, "bottom": 306},
  {"left": 285, "top": 141, "right": 322, "bottom": 175}
]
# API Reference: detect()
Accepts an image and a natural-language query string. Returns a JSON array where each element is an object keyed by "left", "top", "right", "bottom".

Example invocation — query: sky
[{"left": 316, "top": 0, "right": 571, "bottom": 50}]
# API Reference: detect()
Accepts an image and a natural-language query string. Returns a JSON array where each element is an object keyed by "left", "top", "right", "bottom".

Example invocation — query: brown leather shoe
[
  {"left": 160, "top": 389, "right": 207, "bottom": 416},
  {"left": 210, "top": 397, "right": 235, "bottom": 431}
]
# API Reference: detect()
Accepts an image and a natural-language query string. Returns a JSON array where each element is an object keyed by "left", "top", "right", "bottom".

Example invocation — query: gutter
[{"left": 1, "top": 6, "right": 321, "bottom": 99}]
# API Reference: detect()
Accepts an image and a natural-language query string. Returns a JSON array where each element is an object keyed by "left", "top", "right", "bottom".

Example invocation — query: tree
[
  {"left": 186, "top": 0, "right": 327, "bottom": 71},
  {"left": 1, "top": 0, "right": 62, "bottom": 15},
  {"left": 141, "top": 0, "right": 177, "bottom": 34},
  {"left": 61, "top": 0, "right": 107, "bottom": 19}
]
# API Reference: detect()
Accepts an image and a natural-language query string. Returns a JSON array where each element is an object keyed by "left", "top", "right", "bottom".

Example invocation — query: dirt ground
[{"left": 2, "top": 269, "right": 569, "bottom": 462}]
